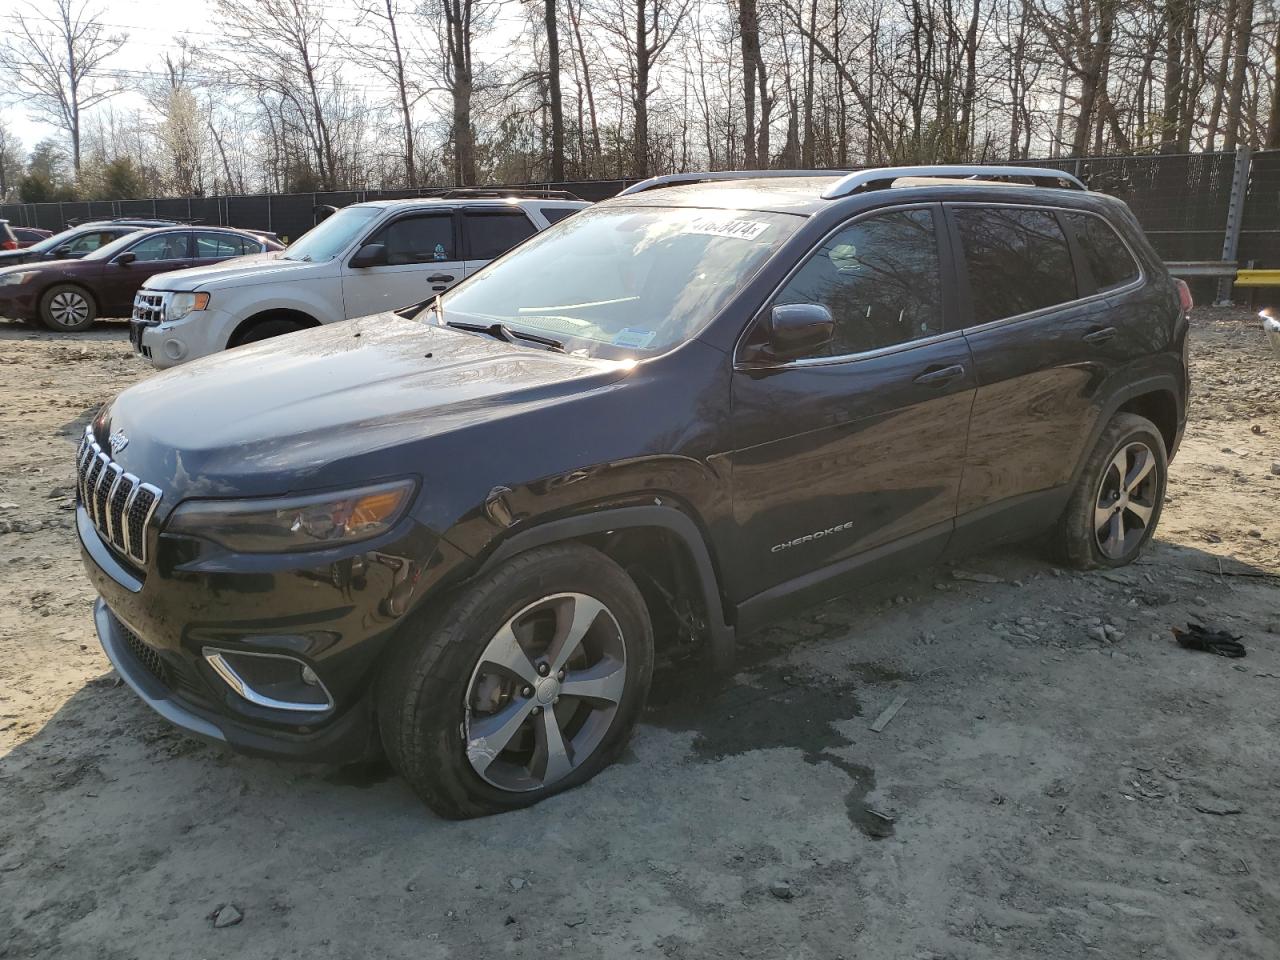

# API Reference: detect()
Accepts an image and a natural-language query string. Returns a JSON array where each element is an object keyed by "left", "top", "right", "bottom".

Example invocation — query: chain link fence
[{"left": 2, "top": 154, "right": 1273, "bottom": 294}]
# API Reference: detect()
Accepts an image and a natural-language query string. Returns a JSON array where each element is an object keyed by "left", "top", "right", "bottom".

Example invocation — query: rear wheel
[
  {"left": 1052, "top": 413, "right": 1167, "bottom": 569},
  {"left": 378, "top": 543, "right": 654, "bottom": 818},
  {"left": 39, "top": 285, "right": 97, "bottom": 332}
]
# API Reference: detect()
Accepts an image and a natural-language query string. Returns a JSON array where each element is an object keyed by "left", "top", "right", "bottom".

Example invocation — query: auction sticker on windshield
[{"left": 684, "top": 217, "right": 770, "bottom": 241}]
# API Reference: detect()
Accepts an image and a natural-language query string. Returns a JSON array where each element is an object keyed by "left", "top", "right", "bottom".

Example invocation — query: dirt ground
[{"left": 0, "top": 308, "right": 1277, "bottom": 960}]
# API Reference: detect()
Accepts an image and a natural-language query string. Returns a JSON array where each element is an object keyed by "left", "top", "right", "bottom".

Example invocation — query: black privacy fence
[{"left": 2, "top": 153, "right": 1275, "bottom": 268}]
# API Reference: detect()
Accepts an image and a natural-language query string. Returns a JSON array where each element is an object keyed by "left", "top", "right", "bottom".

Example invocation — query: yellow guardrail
[{"left": 1235, "top": 269, "right": 1280, "bottom": 287}]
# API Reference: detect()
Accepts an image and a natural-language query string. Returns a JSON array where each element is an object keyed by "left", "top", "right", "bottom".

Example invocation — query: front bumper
[
  {"left": 0, "top": 285, "right": 38, "bottom": 321},
  {"left": 94, "top": 598, "right": 378, "bottom": 761},
  {"left": 131, "top": 308, "right": 232, "bottom": 368},
  {"left": 79, "top": 500, "right": 465, "bottom": 763}
]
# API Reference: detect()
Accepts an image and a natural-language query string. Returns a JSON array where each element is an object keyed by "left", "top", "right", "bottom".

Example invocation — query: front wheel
[
  {"left": 39, "top": 284, "right": 97, "bottom": 332},
  {"left": 378, "top": 543, "right": 654, "bottom": 818},
  {"left": 1052, "top": 412, "right": 1168, "bottom": 569}
]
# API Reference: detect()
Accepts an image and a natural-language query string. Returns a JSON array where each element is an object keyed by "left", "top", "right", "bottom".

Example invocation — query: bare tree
[
  {"left": 214, "top": 0, "right": 342, "bottom": 190},
  {"left": 353, "top": 0, "right": 425, "bottom": 186},
  {"left": 0, "top": 0, "right": 125, "bottom": 174}
]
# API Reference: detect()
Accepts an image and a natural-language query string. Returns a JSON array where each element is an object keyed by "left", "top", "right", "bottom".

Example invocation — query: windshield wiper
[{"left": 446, "top": 320, "right": 565, "bottom": 353}]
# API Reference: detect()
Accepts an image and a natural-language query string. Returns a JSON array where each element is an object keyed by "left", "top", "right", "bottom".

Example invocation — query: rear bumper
[{"left": 94, "top": 597, "right": 379, "bottom": 762}]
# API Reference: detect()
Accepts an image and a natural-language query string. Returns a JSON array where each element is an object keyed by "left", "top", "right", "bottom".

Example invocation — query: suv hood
[
  {"left": 98, "top": 313, "right": 628, "bottom": 499},
  {"left": 142, "top": 252, "right": 301, "bottom": 292}
]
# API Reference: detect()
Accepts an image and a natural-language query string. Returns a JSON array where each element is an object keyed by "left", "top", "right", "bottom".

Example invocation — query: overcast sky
[{"left": 0, "top": 0, "right": 522, "bottom": 157}]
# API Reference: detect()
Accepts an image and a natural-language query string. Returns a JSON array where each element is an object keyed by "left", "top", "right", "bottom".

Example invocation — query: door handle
[
  {"left": 1082, "top": 326, "right": 1117, "bottom": 344},
  {"left": 427, "top": 273, "right": 455, "bottom": 283},
  {"left": 913, "top": 363, "right": 966, "bottom": 386}
]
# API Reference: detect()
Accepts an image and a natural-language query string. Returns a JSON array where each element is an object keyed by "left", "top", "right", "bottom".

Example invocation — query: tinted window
[
  {"left": 67, "top": 230, "right": 124, "bottom": 254},
  {"left": 1062, "top": 211, "right": 1139, "bottom": 291},
  {"left": 126, "top": 232, "right": 189, "bottom": 262},
  {"left": 464, "top": 211, "right": 537, "bottom": 260},
  {"left": 774, "top": 208, "right": 943, "bottom": 357},
  {"left": 194, "top": 232, "right": 247, "bottom": 259},
  {"left": 372, "top": 214, "right": 454, "bottom": 264},
  {"left": 955, "top": 207, "right": 1076, "bottom": 324},
  {"left": 540, "top": 206, "right": 577, "bottom": 224}
]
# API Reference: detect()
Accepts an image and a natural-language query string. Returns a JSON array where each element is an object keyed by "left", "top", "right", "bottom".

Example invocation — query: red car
[
  {"left": 0, "top": 226, "right": 283, "bottom": 332},
  {"left": 0, "top": 220, "right": 17, "bottom": 251},
  {"left": 13, "top": 226, "right": 53, "bottom": 248}
]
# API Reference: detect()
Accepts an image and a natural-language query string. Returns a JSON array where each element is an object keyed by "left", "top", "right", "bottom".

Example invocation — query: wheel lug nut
[
  {"left": 553, "top": 695, "right": 560, "bottom": 705},
  {"left": 537, "top": 662, "right": 550, "bottom": 676},
  {"left": 522, "top": 686, "right": 533, "bottom": 698},
  {"left": 557, "top": 670, "right": 565, "bottom": 681},
  {"left": 531, "top": 706, "right": 542, "bottom": 716}
]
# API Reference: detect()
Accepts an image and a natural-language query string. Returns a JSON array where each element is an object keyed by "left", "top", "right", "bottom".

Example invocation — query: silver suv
[{"left": 130, "top": 192, "right": 588, "bottom": 367}]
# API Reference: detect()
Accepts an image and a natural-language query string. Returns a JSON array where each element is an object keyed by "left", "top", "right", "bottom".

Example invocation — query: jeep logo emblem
[{"left": 108, "top": 430, "right": 129, "bottom": 455}]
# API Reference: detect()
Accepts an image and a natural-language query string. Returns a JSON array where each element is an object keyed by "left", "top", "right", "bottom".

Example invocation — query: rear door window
[
  {"left": 1061, "top": 211, "right": 1139, "bottom": 292},
  {"left": 463, "top": 211, "right": 537, "bottom": 260},
  {"left": 371, "top": 213, "right": 455, "bottom": 264},
  {"left": 194, "top": 232, "right": 247, "bottom": 259},
  {"left": 953, "top": 207, "right": 1077, "bottom": 325}
]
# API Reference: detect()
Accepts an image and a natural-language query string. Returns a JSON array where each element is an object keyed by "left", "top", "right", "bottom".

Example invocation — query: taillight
[
  {"left": 0, "top": 239, "right": 16, "bottom": 250},
  {"left": 1173, "top": 278, "right": 1193, "bottom": 313}
]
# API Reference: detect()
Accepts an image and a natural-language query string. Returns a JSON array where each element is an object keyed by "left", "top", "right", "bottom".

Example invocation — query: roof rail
[
  {"left": 620, "top": 169, "right": 850, "bottom": 196},
  {"left": 438, "top": 187, "right": 583, "bottom": 201},
  {"left": 821, "top": 165, "right": 1085, "bottom": 199}
]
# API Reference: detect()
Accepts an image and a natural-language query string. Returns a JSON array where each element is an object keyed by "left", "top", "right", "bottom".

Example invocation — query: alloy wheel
[
  {"left": 48, "top": 291, "right": 90, "bottom": 328},
  {"left": 1094, "top": 440, "right": 1159, "bottom": 560},
  {"left": 464, "top": 592, "right": 627, "bottom": 792}
]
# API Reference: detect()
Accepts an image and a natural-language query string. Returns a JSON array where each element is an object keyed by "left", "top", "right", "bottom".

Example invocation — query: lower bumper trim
[{"left": 93, "top": 598, "right": 378, "bottom": 763}]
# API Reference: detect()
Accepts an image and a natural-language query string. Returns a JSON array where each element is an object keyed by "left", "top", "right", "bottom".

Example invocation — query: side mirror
[
  {"left": 764, "top": 303, "right": 834, "bottom": 360},
  {"left": 55, "top": 245, "right": 73, "bottom": 257},
  {"left": 349, "top": 243, "right": 387, "bottom": 268},
  {"left": 114, "top": 252, "right": 137, "bottom": 266}
]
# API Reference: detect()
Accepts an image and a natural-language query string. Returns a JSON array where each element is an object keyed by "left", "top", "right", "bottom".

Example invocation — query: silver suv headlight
[{"left": 167, "top": 291, "right": 210, "bottom": 322}]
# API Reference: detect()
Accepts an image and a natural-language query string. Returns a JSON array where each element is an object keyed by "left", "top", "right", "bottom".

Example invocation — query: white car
[{"left": 129, "top": 194, "right": 587, "bottom": 367}]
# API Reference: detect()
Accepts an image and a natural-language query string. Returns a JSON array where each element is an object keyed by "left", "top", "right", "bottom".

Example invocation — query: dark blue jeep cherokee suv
[{"left": 77, "top": 166, "right": 1190, "bottom": 817}]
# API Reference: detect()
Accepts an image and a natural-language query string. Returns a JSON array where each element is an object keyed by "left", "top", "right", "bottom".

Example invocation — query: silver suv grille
[
  {"left": 76, "top": 427, "right": 163, "bottom": 566},
  {"left": 132, "top": 292, "right": 164, "bottom": 325}
]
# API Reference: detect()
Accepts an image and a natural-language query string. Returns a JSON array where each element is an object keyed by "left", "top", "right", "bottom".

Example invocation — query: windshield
[
  {"left": 84, "top": 231, "right": 154, "bottom": 261},
  {"left": 282, "top": 205, "right": 383, "bottom": 263},
  {"left": 28, "top": 226, "right": 103, "bottom": 254},
  {"left": 439, "top": 205, "right": 800, "bottom": 357}
]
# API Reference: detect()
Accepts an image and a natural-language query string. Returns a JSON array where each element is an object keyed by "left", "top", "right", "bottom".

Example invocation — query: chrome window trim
[
  {"left": 203, "top": 648, "right": 335, "bottom": 713},
  {"left": 946, "top": 201, "right": 1146, "bottom": 336},
  {"left": 732, "top": 201, "right": 947, "bottom": 371}
]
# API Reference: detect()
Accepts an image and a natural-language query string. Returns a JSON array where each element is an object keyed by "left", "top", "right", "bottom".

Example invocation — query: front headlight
[
  {"left": 165, "top": 479, "right": 415, "bottom": 552},
  {"left": 0, "top": 271, "right": 36, "bottom": 286},
  {"left": 167, "top": 291, "right": 210, "bottom": 321}
]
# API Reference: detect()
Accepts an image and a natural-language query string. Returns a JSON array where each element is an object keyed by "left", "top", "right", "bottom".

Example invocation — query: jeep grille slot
[{"left": 76, "top": 427, "right": 162, "bottom": 566}]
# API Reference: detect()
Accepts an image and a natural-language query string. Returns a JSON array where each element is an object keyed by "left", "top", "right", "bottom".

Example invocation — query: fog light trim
[{"left": 203, "top": 648, "right": 334, "bottom": 713}]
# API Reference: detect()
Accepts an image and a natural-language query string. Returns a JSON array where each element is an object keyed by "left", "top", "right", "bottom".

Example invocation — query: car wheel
[
  {"left": 232, "top": 318, "right": 305, "bottom": 347},
  {"left": 377, "top": 542, "right": 654, "bottom": 819},
  {"left": 39, "top": 284, "right": 97, "bottom": 332},
  {"left": 1053, "top": 412, "right": 1168, "bottom": 569}
]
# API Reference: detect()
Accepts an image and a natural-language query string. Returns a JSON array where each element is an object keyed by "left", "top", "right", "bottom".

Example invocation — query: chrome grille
[
  {"left": 132, "top": 291, "right": 165, "bottom": 324},
  {"left": 76, "top": 427, "right": 162, "bottom": 567}
]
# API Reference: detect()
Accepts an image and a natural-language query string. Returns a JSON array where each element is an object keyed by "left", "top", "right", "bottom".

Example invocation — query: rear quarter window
[
  {"left": 539, "top": 206, "right": 578, "bottom": 225},
  {"left": 1061, "top": 211, "right": 1140, "bottom": 292}
]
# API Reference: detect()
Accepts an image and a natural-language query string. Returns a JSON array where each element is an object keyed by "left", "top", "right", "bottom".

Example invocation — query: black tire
[
  {"left": 38, "top": 284, "right": 97, "bottom": 332},
  {"left": 1052, "top": 412, "right": 1168, "bottom": 569},
  {"left": 232, "top": 318, "right": 306, "bottom": 347},
  {"left": 377, "top": 542, "right": 654, "bottom": 819}
]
